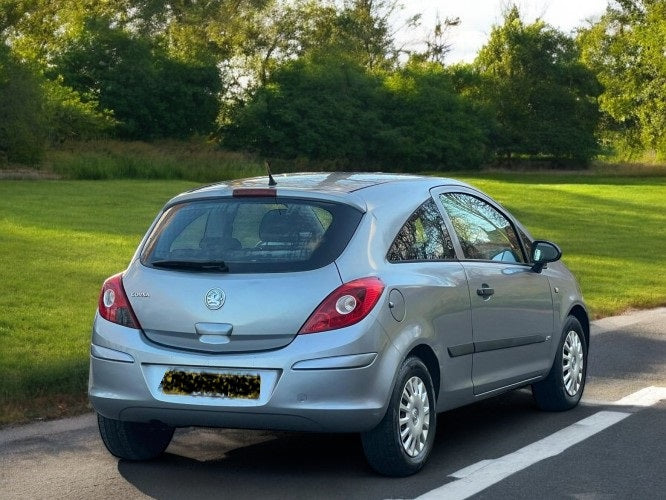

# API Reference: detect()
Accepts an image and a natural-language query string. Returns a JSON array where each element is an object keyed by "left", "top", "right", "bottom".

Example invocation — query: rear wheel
[
  {"left": 97, "top": 414, "right": 174, "bottom": 460},
  {"left": 532, "top": 316, "right": 588, "bottom": 411},
  {"left": 361, "top": 357, "right": 436, "bottom": 476}
]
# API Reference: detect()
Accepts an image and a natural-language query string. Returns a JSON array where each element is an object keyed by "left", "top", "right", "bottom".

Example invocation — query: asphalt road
[{"left": 1, "top": 308, "right": 664, "bottom": 500}]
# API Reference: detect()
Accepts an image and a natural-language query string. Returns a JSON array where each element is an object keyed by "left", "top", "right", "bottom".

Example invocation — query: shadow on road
[
  {"left": 117, "top": 390, "right": 599, "bottom": 500},
  {"left": 116, "top": 323, "right": 666, "bottom": 499},
  {"left": 588, "top": 328, "right": 665, "bottom": 380}
]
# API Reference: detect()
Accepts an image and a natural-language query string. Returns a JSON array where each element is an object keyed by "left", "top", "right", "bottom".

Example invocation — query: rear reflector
[
  {"left": 233, "top": 188, "right": 277, "bottom": 197},
  {"left": 299, "top": 277, "right": 385, "bottom": 334}
]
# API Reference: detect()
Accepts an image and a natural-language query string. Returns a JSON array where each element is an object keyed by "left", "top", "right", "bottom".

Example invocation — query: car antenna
[{"left": 265, "top": 160, "right": 277, "bottom": 187}]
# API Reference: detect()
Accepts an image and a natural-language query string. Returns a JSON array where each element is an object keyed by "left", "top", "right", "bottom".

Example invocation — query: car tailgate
[{"left": 122, "top": 261, "right": 342, "bottom": 353}]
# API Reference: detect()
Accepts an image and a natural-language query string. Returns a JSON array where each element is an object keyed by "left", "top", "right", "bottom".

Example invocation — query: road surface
[{"left": 1, "top": 308, "right": 664, "bottom": 499}]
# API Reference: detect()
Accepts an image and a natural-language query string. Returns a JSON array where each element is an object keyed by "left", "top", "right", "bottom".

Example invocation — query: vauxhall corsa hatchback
[{"left": 90, "top": 173, "right": 589, "bottom": 476}]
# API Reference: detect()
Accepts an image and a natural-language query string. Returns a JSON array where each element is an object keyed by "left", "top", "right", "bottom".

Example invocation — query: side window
[
  {"left": 388, "top": 198, "right": 455, "bottom": 262},
  {"left": 439, "top": 193, "right": 525, "bottom": 263}
]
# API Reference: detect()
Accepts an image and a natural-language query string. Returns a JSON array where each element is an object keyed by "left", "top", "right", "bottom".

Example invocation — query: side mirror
[{"left": 531, "top": 240, "right": 562, "bottom": 273}]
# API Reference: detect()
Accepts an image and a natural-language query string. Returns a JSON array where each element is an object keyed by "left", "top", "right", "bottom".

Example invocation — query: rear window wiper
[{"left": 151, "top": 260, "right": 229, "bottom": 272}]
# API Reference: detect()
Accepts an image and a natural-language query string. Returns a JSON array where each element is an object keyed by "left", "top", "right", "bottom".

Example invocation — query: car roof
[{"left": 167, "top": 172, "right": 474, "bottom": 211}]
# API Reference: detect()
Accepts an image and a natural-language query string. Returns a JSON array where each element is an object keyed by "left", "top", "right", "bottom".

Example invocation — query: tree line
[{"left": 1, "top": 0, "right": 663, "bottom": 168}]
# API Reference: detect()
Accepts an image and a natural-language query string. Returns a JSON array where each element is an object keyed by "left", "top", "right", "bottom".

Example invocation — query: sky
[{"left": 397, "top": 0, "right": 610, "bottom": 63}]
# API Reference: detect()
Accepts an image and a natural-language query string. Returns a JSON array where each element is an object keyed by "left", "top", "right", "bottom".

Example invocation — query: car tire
[
  {"left": 361, "top": 356, "right": 437, "bottom": 477},
  {"left": 532, "top": 316, "right": 588, "bottom": 411},
  {"left": 97, "top": 413, "right": 174, "bottom": 461}
]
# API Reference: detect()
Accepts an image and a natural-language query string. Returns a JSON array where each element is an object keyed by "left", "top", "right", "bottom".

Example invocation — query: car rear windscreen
[{"left": 140, "top": 197, "right": 363, "bottom": 273}]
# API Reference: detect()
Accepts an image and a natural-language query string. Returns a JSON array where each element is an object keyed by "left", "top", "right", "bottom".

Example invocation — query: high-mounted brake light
[
  {"left": 232, "top": 188, "right": 277, "bottom": 197},
  {"left": 299, "top": 277, "right": 385, "bottom": 334},
  {"left": 98, "top": 273, "right": 141, "bottom": 329}
]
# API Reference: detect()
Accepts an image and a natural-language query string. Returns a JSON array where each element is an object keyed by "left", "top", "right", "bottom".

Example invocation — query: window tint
[
  {"left": 439, "top": 193, "right": 525, "bottom": 263},
  {"left": 231, "top": 203, "right": 282, "bottom": 248},
  {"left": 388, "top": 198, "right": 455, "bottom": 262},
  {"left": 141, "top": 198, "right": 362, "bottom": 273},
  {"left": 170, "top": 213, "right": 208, "bottom": 251}
]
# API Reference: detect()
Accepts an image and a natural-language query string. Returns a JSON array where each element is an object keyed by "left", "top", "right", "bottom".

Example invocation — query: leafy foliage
[
  {"left": 1, "top": 0, "right": 663, "bottom": 167},
  {"left": 578, "top": 0, "right": 666, "bottom": 159},
  {"left": 42, "top": 77, "right": 117, "bottom": 143},
  {"left": 51, "top": 18, "right": 221, "bottom": 139},
  {"left": 0, "top": 44, "right": 46, "bottom": 164},
  {"left": 376, "top": 61, "right": 491, "bottom": 168},
  {"left": 0, "top": 40, "right": 117, "bottom": 163},
  {"left": 222, "top": 57, "right": 490, "bottom": 169},
  {"left": 475, "top": 7, "right": 601, "bottom": 163},
  {"left": 222, "top": 56, "right": 384, "bottom": 162}
]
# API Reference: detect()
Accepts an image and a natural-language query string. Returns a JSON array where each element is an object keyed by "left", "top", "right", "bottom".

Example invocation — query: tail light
[
  {"left": 98, "top": 273, "right": 141, "bottom": 329},
  {"left": 299, "top": 277, "right": 385, "bottom": 334}
]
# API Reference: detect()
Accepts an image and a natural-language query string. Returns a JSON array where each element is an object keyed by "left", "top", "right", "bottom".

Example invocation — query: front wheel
[
  {"left": 97, "top": 414, "right": 174, "bottom": 460},
  {"left": 532, "top": 316, "right": 588, "bottom": 411},
  {"left": 361, "top": 357, "right": 437, "bottom": 476}
]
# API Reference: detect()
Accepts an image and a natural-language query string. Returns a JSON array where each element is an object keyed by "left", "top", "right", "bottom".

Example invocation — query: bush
[
  {"left": 222, "top": 56, "right": 384, "bottom": 162},
  {"left": 42, "top": 77, "right": 117, "bottom": 143},
  {"left": 475, "top": 8, "right": 600, "bottom": 164},
  {"left": 0, "top": 45, "right": 46, "bottom": 165},
  {"left": 51, "top": 18, "right": 221, "bottom": 140},
  {"left": 221, "top": 57, "right": 490, "bottom": 170},
  {"left": 376, "top": 62, "right": 491, "bottom": 169}
]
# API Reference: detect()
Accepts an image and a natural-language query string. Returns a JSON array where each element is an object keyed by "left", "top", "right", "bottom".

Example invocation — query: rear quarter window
[{"left": 387, "top": 198, "right": 456, "bottom": 262}]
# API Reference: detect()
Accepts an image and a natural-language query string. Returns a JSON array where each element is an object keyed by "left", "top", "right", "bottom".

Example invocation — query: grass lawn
[
  {"left": 0, "top": 180, "right": 196, "bottom": 425},
  {"left": 455, "top": 172, "right": 666, "bottom": 318},
  {"left": 1, "top": 175, "right": 665, "bottom": 425}
]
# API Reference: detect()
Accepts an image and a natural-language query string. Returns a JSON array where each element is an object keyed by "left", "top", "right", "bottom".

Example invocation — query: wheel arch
[
  {"left": 405, "top": 344, "right": 441, "bottom": 401},
  {"left": 567, "top": 304, "right": 590, "bottom": 347}
]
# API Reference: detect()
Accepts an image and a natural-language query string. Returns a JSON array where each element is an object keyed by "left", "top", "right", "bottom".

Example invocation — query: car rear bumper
[{"left": 89, "top": 314, "right": 399, "bottom": 432}]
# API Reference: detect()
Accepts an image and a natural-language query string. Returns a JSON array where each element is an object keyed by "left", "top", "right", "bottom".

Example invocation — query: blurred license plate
[{"left": 160, "top": 370, "right": 260, "bottom": 399}]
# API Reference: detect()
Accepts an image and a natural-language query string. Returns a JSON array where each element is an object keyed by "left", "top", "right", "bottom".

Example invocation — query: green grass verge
[
  {"left": 1, "top": 175, "right": 664, "bottom": 426},
  {"left": 454, "top": 172, "right": 666, "bottom": 318},
  {"left": 0, "top": 180, "right": 196, "bottom": 425}
]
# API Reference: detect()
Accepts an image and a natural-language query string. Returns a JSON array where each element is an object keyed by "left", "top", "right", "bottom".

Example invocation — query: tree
[
  {"left": 226, "top": 0, "right": 331, "bottom": 87},
  {"left": 221, "top": 55, "right": 384, "bottom": 161},
  {"left": 221, "top": 56, "right": 491, "bottom": 169},
  {"left": 223, "top": 0, "right": 415, "bottom": 95},
  {"left": 3, "top": 0, "right": 138, "bottom": 62},
  {"left": 0, "top": 44, "right": 46, "bottom": 164},
  {"left": 3, "top": 0, "right": 280, "bottom": 65},
  {"left": 475, "top": 6, "right": 601, "bottom": 163},
  {"left": 417, "top": 14, "right": 460, "bottom": 66},
  {"left": 332, "top": 0, "right": 400, "bottom": 70},
  {"left": 376, "top": 60, "right": 491, "bottom": 169},
  {"left": 578, "top": 0, "right": 666, "bottom": 158},
  {"left": 0, "top": 22, "right": 115, "bottom": 162},
  {"left": 5, "top": 0, "right": 423, "bottom": 144},
  {"left": 42, "top": 76, "right": 117, "bottom": 143},
  {"left": 51, "top": 18, "right": 221, "bottom": 139}
]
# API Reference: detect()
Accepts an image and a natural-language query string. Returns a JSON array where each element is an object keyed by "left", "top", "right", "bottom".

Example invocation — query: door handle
[{"left": 476, "top": 284, "right": 494, "bottom": 297}]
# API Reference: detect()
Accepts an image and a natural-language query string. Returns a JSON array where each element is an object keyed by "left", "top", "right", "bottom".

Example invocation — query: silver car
[{"left": 90, "top": 172, "right": 589, "bottom": 476}]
